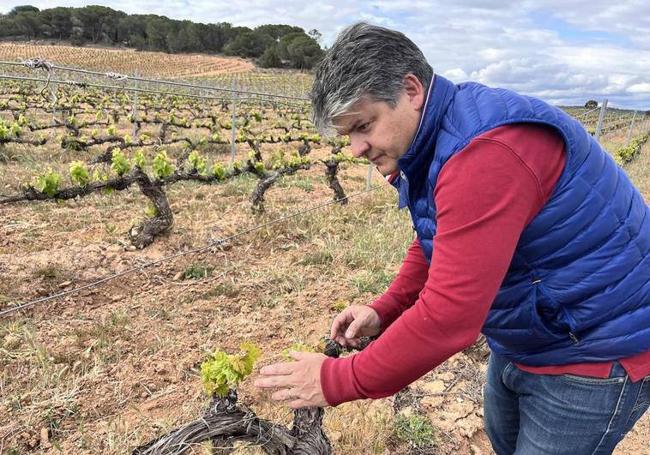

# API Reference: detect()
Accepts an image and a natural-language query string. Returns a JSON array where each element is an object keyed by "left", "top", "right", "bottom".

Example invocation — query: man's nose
[{"left": 350, "top": 135, "right": 369, "bottom": 158}]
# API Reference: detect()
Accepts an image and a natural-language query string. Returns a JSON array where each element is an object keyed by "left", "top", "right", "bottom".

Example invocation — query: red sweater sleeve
[
  {"left": 369, "top": 239, "right": 429, "bottom": 330},
  {"left": 321, "top": 127, "right": 555, "bottom": 406}
]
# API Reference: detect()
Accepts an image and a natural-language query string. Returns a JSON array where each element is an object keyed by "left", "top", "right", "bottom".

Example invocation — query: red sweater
[{"left": 321, "top": 124, "right": 650, "bottom": 406}]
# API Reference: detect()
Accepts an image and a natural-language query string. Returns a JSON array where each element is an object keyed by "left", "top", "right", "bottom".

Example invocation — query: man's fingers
[
  {"left": 333, "top": 334, "right": 348, "bottom": 346},
  {"left": 259, "top": 362, "right": 294, "bottom": 376},
  {"left": 330, "top": 311, "right": 353, "bottom": 339},
  {"left": 347, "top": 337, "right": 360, "bottom": 348},
  {"left": 288, "top": 398, "right": 313, "bottom": 409},
  {"left": 344, "top": 318, "right": 363, "bottom": 339},
  {"left": 271, "top": 387, "right": 300, "bottom": 401},
  {"left": 254, "top": 375, "right": 295, "bottom": 388}
]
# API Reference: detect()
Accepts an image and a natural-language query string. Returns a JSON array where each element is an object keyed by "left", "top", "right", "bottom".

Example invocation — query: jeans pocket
[
  {"left": 560, "top": 362, "right": 627, "bottom": 385},
  {"left": 624, "top": 376, "right": 650, "bottom": 431},
  {"left": 559, "top": 374, "right": 626, "bottom": 386}
]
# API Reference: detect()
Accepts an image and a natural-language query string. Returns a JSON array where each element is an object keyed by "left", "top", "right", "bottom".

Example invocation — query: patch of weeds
[
  {"left": 270, "top": 269, "right": 306, "bottom": 294},
  {"left": 251, "top": 218, "right": 309, "bottom": 245},
  {"left": 0, "top": 146, "right": 33, "bottom": 164},
  {"left": 104, "top": 223, "right": 118, "bottom": 235},
  {"left": 220, "top": 173, "right": 257, "bottom": 197},
  {"left": 74, "top": 310, "right": 131, "bottom": 355},
  {"left": 278, "top": 175, "right": 315, "bottom": 192},
  {"left": 351, "top": 269, "right": 394, "bottom": 295},
  {"left": 8, "top": 394, "right": 23, "bottom": 412},
  {"left": 144, "top": 203, "right": 158, "bottom": 218},
  {"left": 109, "top": 310, "right": 130, "bottom": 327},
  {"left": 33, "top": 263, "right": 60, "bottom": 280},
  {"left": 202, "top": 281, "right": 239, "bottom": 299},
  {"left": 246, "top": 266, "right": 306, "bottom": 297},
  {"left": 258, "top": 295, "right": 280, "bottom": 308},
  {"left": 44, "top": 401, "right": 80, "bottom": 440},
  {"left": 146, "top": 306, "right": 172, "bottom": 321},
  {"left": 0, "top": 292, "right": 12, "bottom": 306},
  {"left": 292, "top": 179, "right": 314, "bottom": 192},
  {"left": 393, "top": 413, "right": 436, "bottom": 451},
  {"left": 1, "top": 321, "right": 25, "bottom": 352},
  {"left": 298, "top": 250, "right": 333, "bottom": 266},
  {"left": 330, "top": 299, "right": 348, "bottom": 312},
  {"left": 183, "top": 263, "right": 214, "bottom": 279},
  {"left": 2, "top": 322, "right": 53, "bottom": 370},
  {"left": 75, "top": 422, "right": 92, "bottom": 451},
  {"left": 340, "top": 211, "right": 412, "bottom": 272}
]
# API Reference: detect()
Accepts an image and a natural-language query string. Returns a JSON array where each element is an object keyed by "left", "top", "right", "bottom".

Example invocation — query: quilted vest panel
[{"left": 393, "top": 75, "right": 650, "bottom": 365}]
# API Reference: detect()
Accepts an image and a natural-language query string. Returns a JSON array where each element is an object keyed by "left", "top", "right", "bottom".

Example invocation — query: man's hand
[
  {"left": 254, "top": 351, "right": 328, "bottom": 409},
  {"left": 330, "top": 304, "right": 381, "bottom": 348}
]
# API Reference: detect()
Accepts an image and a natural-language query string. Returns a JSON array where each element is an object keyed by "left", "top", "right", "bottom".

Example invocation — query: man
[{"left": 255, "top": 23, "right": 650, "bottom": 454}]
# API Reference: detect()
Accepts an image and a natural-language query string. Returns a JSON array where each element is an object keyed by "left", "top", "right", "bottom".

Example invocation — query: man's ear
[{"left": 403, "top": 73, "right": 426, "bottom": 110}]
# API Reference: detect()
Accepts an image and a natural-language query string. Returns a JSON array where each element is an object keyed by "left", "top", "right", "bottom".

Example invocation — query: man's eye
[{"left": 358, "top": 122, "right": 370, "bottom": 132}]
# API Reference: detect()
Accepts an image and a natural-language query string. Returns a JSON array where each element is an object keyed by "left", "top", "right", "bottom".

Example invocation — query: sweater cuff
[
  {"left": 320, "top": 355, "right": 364, "bottom": 406},
  {"left": 369, "top": 295, "right": 401, "bottom": 330}
]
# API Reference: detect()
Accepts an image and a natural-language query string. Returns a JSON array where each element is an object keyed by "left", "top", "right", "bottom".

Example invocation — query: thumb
[{"left": 345, "top": 319, "right": 363, "bottom": 339}]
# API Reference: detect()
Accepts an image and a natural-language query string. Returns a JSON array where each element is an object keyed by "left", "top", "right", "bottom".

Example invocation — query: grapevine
[{"left": 133, "top": 338, "right": 372, "bottom": 455}]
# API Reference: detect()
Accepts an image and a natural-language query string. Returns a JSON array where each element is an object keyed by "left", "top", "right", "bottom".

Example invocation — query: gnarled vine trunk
[
  {"left": 132, "top": 339, "right": 370, "bottom": 455},
  {"left": 128, "top": 167, "right": 173, "bottom": 249}
]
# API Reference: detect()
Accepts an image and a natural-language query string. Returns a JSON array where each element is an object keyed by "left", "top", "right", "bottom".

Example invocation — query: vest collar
[{"left": 397, "top": 74, "right": 457, "bottom": 181}]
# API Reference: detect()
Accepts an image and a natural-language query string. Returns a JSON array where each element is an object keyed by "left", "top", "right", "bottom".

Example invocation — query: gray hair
[{"left": 310, "top": 22, "right": 433, "bottom": 134}]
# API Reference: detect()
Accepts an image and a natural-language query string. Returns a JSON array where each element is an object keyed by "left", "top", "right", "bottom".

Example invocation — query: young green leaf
[
  {"left": 133, "top": 149, "right": 146, "bottom": 168},
  {"left": 153, "top": 150, "right": 174, "bottom": 179},
  {"left": 35, "top": 169, "right": 61, "bottom": 197},
  {"left": 212, "top": 162, "right": 226, "bottom": 181},
  {"left": 69, "top": 161, "right": 90, "bottom": 186},
  {"left": 188, "top": 150, "right": 207, "bottom": 174},
  {"left": 111, "top": 149, "right": 131, "bottom": 176},
  {"left": 200, "top": 343, "right": 261, "bottom": 397}
]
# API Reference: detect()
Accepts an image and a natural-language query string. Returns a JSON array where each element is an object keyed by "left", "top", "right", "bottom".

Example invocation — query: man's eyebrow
[{"left": 337, "top": 119, "right": 362, "bottom": 136}]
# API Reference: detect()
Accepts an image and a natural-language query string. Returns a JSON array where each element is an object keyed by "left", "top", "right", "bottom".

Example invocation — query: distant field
[
  {"left": 0, "top": 42, "right": 254, "bottom": 79},
  {"left": 0, "top": 42, "right": 313, "bottom": 97}
]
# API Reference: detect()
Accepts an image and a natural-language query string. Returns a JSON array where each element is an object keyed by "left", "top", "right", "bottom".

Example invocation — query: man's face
[{"left": 332, "top": 75, "right": 426, "bottom": 176}]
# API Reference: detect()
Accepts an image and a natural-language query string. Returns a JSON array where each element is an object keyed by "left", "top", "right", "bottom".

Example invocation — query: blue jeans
[{"left": 484, "top": 352, "right": 650, "bottom": 454}]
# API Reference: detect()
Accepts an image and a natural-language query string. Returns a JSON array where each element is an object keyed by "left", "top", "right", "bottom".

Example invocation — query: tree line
[{"left": 0, "top": 5, "right": 324, "bottom": 69}]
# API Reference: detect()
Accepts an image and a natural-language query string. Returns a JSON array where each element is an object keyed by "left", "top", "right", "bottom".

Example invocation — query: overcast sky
[{"left": 2, "top": 0, "right": 649, "bottom": 109}]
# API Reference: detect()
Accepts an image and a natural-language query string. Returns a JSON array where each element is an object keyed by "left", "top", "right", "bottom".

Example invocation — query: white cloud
[
  {"left": 628, "top": 83, "right": 650, "bottom": 94},
  {"left": 442, "top": 68, "right": 469, "bottom": 80},
  {"left": 1, "top": 0, "right": 649, "bottom": 108}
]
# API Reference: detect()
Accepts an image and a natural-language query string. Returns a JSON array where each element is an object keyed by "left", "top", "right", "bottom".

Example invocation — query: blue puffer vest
[{"left": 392, "top": 75, "right": 650, "bottom": 366}]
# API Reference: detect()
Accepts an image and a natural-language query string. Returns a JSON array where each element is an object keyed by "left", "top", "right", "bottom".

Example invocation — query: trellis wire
[
  {"left": 0, "top": 185, "right": 381, "bottom": 318},
  {"left": 625, "top": 111, "right": 638, "bottom": 146},
  {"left": 575, "top": 105, "right": 602, "bottom": 120},
  {"left": 50, "top": 67, "right": 57, "bottom": 124},
  {"left": 231, "top": 78, "right": 237, "bottom": 164},
  {"left": 0, "top": 74, "right": 310, "bottom": 110},
  {"left": 132, "top": 70, "right": 139, "bottom": 137},
  {"left": 366, "top": 163, "right": 374, "bottom": 190},
  {"left": 0, "top": 60, "right": 309, "bottom": 101}
]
